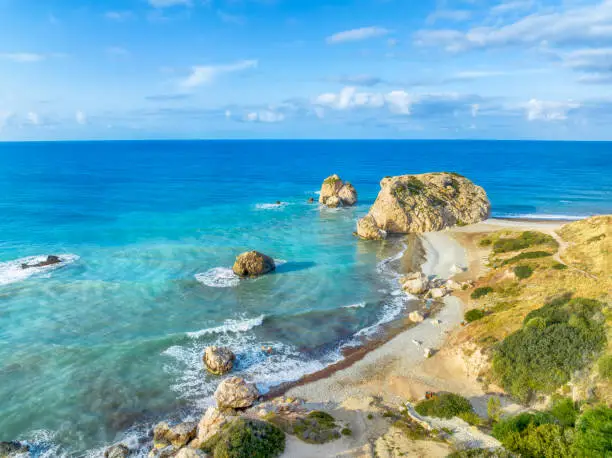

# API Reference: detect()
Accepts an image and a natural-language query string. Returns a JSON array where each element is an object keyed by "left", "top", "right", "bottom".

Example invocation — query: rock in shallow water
[
  {"left": 214, "top": 376, "right": 260, "bottom": 409},
  {"left": 203, "top": 346, "right": 235, "bottom": 375},
  {"left": 104, "top": 443, "right": 129, "bottom": 458},
  {"left": 319, "top": 174, "right": 358, "bottom": 207},
  {"left": 20, "top": 255, "right": 62, "bottom": 269},
  {"left": 357, "top": 172, "right": 490, "bottom": 237},
  {"left": 356, "top": 214, "right": 387, "bottom": 240},
  {"left": 153, "top": 421, "right": 197, "bottom": 448},
  {"left": 0, "top": 441, "right": 29, "bottom": 457},
  {"left": 232, "top": 251, "right": 275, "bottom": 277}
]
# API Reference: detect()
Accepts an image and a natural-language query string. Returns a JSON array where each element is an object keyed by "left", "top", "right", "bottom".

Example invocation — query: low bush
[
  {"left": 598, "top": 354, "right": 612, "bottom": 380},
  {"left": 492, "top": 297, "right": 606, "bottom": 403},
  {"left": 265, "top": 410, "right": 339, "bottom": 444},
  {"left": 447, "top": 449, "right": 514, "bottom": 458},
  {"left": 487, "top": 397, "right": 502, "bottom": 423},
  {"left": 471, "top": 287, "right": 494, "bottom": 299},
  {"left": 493, "top": 231, "right": 558, "bottom": 254},
  {"left": 548, "top": 397, "right": 580, "bottom": 427},
  {"left": 501, "top": 251, "right": 552, "bottom": 265},
  {"left": 201, "top": 418, "right": 285, "bottom": 458},
  {"left": 465, "top": 309, "right": 486, "bottom": 322},
  {"left": 341, "top": 427, "right": 352, "bottom": 436},
  {"left": 415, "top": 393, "right": 474, "bottom": 419},
  {"left": 513, "top": 265, "right": 533, "bottom": 279},
  {"left": 573, "top": 405, "right": 612, "bottom": 457},
  {"left": 552, "top": 262, "right": 568, "bottom": 270}
]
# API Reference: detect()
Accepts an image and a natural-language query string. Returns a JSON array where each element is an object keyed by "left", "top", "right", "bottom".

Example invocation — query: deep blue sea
[{"left": 0, "top": 140, "right": 610, "bottom": 455}]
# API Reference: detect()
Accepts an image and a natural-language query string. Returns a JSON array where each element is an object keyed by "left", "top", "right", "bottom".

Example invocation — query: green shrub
[
  {"left": 465, "top": 309, "right": 486, "bottom": 322},
  {"left": 493, "top": 231, "right": 558, "bottom": 254},
  {"left": 415, "top": 393, "right": 474, "bottom": 419},
  {"left": 492, "top": 297, "right": 606, "bottom": 403},
  {"left": 513, "top": 265, "right": 533, "bottom": 279},
  {"left": 458, "top": 411, "right": 483, "bottom": 426},
  {"left": 487, "top": 397, "right": 502, "bottom": 423},
  {"left": 572, "top": 405, "right": 612, "bottom": 457},
  {"left": 471, "top": 287, "right": 494, "bottom": 299},
  {"left": 479, "top": 237, "right": 493, "bottom": 247},
  {"left": 201, "top": 418, "right": 285, "bottom": 458},
  {"left": 447, "top": 449, "right": 514, "bottom": 458},
  {"left": 598, "top": 354, "right": 612, "bottom": 380},
  {"left": 266, "top": 410, "right": 339, "bottom": 444},
  {"left": 552, "top": 262, "right": 568, "bottom": 270},
  {"left": 548, "top": 397, "right": 579, "bottom": 427},
  {"left": 503, "top": 423, "right": 572, "bottom": 458},
  {"left": 501, "top": 251, "right": 552, "bottom": 265},
  {"left": 341, "top": 427, "right": 352, "bottom": 436}
]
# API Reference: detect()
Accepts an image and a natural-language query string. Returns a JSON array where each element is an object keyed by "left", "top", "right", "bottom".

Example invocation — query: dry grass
[{"left": 558, "top": 215, "right": 612, "bottom": 278}]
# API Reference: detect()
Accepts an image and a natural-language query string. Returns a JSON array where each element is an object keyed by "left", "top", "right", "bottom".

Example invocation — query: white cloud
[
  {"left": 105, "top": 11, "right": 134, "bottom": 21},
  {"left": 27, "top": 112, "right": 40, "bottom": 125},
  {"left": 148, "top": 0, "right": 191, "bottom": 7},
  {"left": 326, "top": 27, "right": 390, "bottom": 44},
  {"left": 245, "top": 110, "right": 285, "bottom": 123},
  {"left": 314, "top": 87, "right": 415, "bottom": 114},
  {"left": 471, "top": 104, "right": 480, "bottom": 117},
  {"left": 416, "top": 0, "right": 612, "bottom": 52},
  {"left": 0, "top": 53, "right": 45, "bottom": 63},
  {"left": 181, "top": 60, "right": 258, "bottom": 88},
  {"left": 76, "top": 111, "right": 87, "bottom": 125},
  {"left": 490, "top": 1, "right": 535, "bottom": 16},
  {"left": 427, "top": 9, "right": 471, "bottom": 25},
  {"left": 525, "top": 99, "right": 580, "bottom": 121}
]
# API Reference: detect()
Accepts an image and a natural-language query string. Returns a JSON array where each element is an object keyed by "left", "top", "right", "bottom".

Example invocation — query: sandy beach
[{"left": 279, "top": 217, "right": 569, "bottom": 457}]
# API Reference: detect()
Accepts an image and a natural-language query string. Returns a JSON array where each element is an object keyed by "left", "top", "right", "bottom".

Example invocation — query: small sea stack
[
  {"left": 203, "top": 346, "right": 235, "bottom": 375},
  {"left": 356, "top": 172, "right": 490, "bottom": 238},
  {"left": 232, "top": 251, "right": 275, "bottom": 277},
  {"left": 21, "top": 255, "right": 62, "bottom": 270},
  {"left": 319, "top": 174, "right": 358, "bottom": 208}
]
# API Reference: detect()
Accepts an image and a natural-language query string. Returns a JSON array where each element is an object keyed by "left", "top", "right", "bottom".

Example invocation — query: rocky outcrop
[
  {"left": 153, "top": 421, "right": 197, "bottom": 449},
  {"left": 214, "top": 376, "right": 260, "bottom": 409},
  {"left": 104, "top": 444, "right": 129, "bottom": 458},
  {"left": 21, "top": 255, "right": 61, "bottom": 269},
  {"left": 357, "top": 172, "right": 490, "bottom": 237},
  {"left": 319, "top": 175, "right": 358, "bottom": 207},
  {"left": 400, "top": 273, "right": 429, "bottom": 295},
  {"left": 190, "top": 407, "right": 233, "bottom": 449},
  {"left": 0, "top": 441, "right": 29, "bottom": 457},
  {"left": 232, "top": 251, "right": 275, "bottom": 277},
  {"left": 203, "top": 346, "right": 235, "bottom": 375},
  {"left": 356, "top": 214, "right": 387, "bottom": 240}
]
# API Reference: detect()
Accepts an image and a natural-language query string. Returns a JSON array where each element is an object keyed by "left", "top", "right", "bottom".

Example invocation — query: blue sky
[{"left": 1, "top": 0, "right": 612, "bottom": 140}]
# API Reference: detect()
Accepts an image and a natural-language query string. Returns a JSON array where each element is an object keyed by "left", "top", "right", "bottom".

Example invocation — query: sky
[{"left": 1, "top": 0, "right": 612, "bottom": 140}]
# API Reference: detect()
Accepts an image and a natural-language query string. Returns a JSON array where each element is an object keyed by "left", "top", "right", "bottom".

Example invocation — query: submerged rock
[
  {"left": 356, "top": 214, "right": 387, "bottom": 240},
  {"left": 104, "top": 444, "right": 130, "bottom": 458},
  {"left": 203, "top": 346, "right": 235, "bottom": 375},
  {"left": 153, "top": 421, "right": 197, "bottom": 448},
  {"left": 319, "top": 174, "right": 358, "bottom": 207},
  {"left": 356, "top": 172, "right": 490, "bottom": 237},
  {"left": 214, "top": 376, "right": 260, "bottom": 409},
  {"left": 21, "top": 255, "right": 62, "bottom": 269},
  {"left": 0, "top": 441, "right": 29, "bottom": 457},
  {"left": 232, "top": 251, "right": 275, "bottom": 277}
]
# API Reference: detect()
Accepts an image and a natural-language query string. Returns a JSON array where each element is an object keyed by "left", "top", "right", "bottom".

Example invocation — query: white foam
[
  {"left": 194, "top": 267, "right": 240, "bottom": 288},
  {"left": 342, "top": 302, "right": 366, "bottom": 309},
  {"left": 255, "top": 202, "right": 287, "bottom": 210},
  {"left": 0, "top": 254, "right": 79, "bottom": 287},
  {"left": 186, "top": 315, "right": 265, "bottom": 339},
  {"left": 274, "top": 259, "right": 287, "bottom": 266}
]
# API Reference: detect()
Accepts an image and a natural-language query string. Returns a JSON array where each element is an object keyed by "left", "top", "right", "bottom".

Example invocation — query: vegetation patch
[
  {"left": 493, "top": 231, "right": 558, "bottom": 254},
  {"left": 264, "top": 410, "right": 340, "bottom": 444},
  {"left": 597, "top": 354, "right": 612, "bottom": 380},
  {"left": 513, "top": 265, "right": 533, "bottom": 280},
  {"left": 415, "top": 393, "right": 475, "bottom": 420},
  {"left": 500, "top": 251, "right": 552, "bottom": 266},
  {"left": 201, "top": 418, "right": 285, "bottom": 458},
  {"left": 492, "top": 296, "right": 606, "bottom": 403},
  {"left": 447, "top": 449, "right": 514, "bottom": 458},
  {"left": 551, "top": 262, "right": 568, "bottom": 270},
  {"left": 465, "top": 309, "right": 486, "bottom": 323},
  {"left": 471, "top": 287, "right": 494, "bottom": 299}
]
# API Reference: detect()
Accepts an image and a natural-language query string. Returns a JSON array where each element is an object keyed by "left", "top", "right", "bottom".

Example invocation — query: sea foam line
[
  {"left": 0, "top": 254, "right": 80, "bottom": 287},
  {"left": 194, "top": 267, "right": 239, "bottom": 288},
  {"left": 186, "top": 315, "right": 265, "bottom": 339}
]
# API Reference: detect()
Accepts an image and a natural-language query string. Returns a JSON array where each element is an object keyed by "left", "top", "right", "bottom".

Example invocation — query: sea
[{"left": 0, "top": 140, "right": 610, "bottom": 455}]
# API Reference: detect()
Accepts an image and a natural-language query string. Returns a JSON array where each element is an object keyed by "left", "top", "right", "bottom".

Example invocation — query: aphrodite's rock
[
  {"left": 21, "top": 255, "right": 61, "bottom": 269},
  {"left": 326, "top": 196, "right": 342, "bottom": 208},
  {"left": 408, "top": 311, "right": 425, "bottom": 323},
  {"left": 357, "top": 172, "right": 490, "bottom": 237},
  {"left": 153, "top": 421, "right": 197, "bottom": 448},
  {"left": 105, "top": 444, "right": 130, "bottom": 458},
  {"left": 214, "top": 376, "right": 260, "bottom": 409},
  {"left": 232, "top": 251, "right": 275, "bottom": 277},
  {"left": 203, "top": 346, "right": 235, "bottom": 375},
  {"left": 319, "top": 175, "right": 358, "bottom": 207},
  {"left": 356, "top": 214, "right": 387, "bottom": 240},
  {"left": 0, "top": 441, "right": 29, "bottom": 457},
  {"left": 429, "top": 288, "right": 448, "bottom": 299},
  {"left": 400, "top": 272, "right": 429, "bottom": 295},
  {"left": 190, "top": 407, "right": 232, "bottom": 449}
]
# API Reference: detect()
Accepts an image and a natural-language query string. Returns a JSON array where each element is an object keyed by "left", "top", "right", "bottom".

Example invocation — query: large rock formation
[
  {"left": 214, "top": 376, "right": 260, "bottom": 409},
  {"left": 153, "top": 421, "right": 198, "bottom": 448},
  {"left": 232, "top": 251, "right": 275, "bottom": 277},
  {"left": 190, "top": 407, "right": 233, "bottom": 449},
  {"left": 203, "top": 346, "right": 235, "bottom": 375},
  {"left": 357, "top": 173, "right": 490, "bottom": 238},
  {"left": 319, "top": 175, "right": 358, "bottom": 207}
]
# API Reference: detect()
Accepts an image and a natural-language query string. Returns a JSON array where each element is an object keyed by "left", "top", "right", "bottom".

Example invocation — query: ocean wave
[
  {"left": 0, "top": 254, "right": 80, "bottom": 287},
  {"left": 342, "top": 302, "right": 366, "bottom": 309},
  {"left": 255, "top": 202, "right": 288, "bottom": 210},
  {"left": 194, "top": 267, "right": 239, "bottom": 288},
  {"left": 186, "top": 315, "right": 265, "bottom": 339}
]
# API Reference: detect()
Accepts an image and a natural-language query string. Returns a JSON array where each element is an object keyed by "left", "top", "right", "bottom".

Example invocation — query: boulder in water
[
  {"left": 153, "top": 421, "right": 197, "bottom": 448},
  {"left": 319, "top": 174, "right": 358, "bottom": 207},
  {"left": 104, "top": 444, "right": 130, "bottom": 458},
  {"left": 214, "top": 376, "right": 260, "bottom": 409},
  {"left": 203, "top": 346, "right": 235, "bottom": 375},
  {"left": 21, "top": 255, "right": 62, "bottom": 270},
  {"left": 356, "top": 214, "right": 387, "bottom": 240},
  {"left": 232, "top": 251, "right": 275, "bottom": 277},
  {"left": 0, "top": 441, "right": 29, "bottom": 457},
  {"left": 357, "top": 172, "right": 490, "bottom": 237}
]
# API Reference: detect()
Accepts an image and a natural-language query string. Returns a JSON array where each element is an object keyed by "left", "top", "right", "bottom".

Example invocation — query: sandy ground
[{"left": 280, "top": 218, "right": 566, "bottom": 457}]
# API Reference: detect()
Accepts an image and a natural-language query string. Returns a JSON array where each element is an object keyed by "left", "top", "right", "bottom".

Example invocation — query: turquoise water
[{"left": 0, "top": 140, "right": 610, "bottom": 455}]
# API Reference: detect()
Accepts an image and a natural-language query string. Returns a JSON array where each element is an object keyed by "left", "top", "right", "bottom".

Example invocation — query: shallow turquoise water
[{"left": 0, "top": 140, "right": 610, "bottom": 454}]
